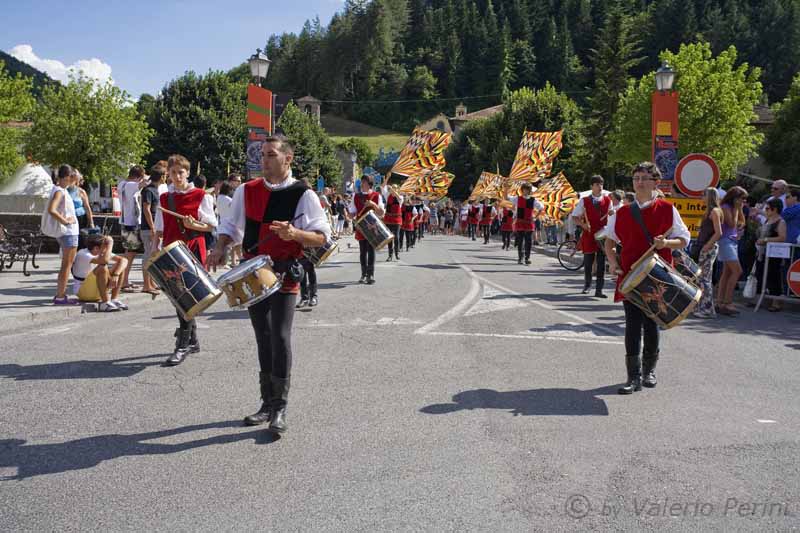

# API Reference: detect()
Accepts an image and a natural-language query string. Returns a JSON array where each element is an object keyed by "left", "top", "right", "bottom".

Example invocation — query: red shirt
[
  {"left": 160, "top": 188, "right": 206, "bottom": 262},
  {"left": 500, "top": 208, "right": 515, "bottom": 232},
  {"left": 514, "top": 197, "right": 536, "bottom": 232},
  {"left": 354, "top": 191, "right": 381, "bottom": 241},
  {"left": 578, "top": 195, "right": 611, "bottom": 254},
  {"left": 384, "top": 194, "right": 402, "bottom": 225}
]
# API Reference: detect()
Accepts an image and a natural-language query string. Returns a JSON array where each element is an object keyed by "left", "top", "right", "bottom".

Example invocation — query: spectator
[
  {"left": 767, "top": 179, "right": 788, "bottom": 210},
  {"left": 227, "top": 173, "right": 243, "bottom": 190},
  {"left": 783, "top": 189, "right": 800, "bottom": 245},
  {"left": 623, "top": 192, "right": 635, "bottom": 205},
  {"left": 692, "top": 188, "right": 723, "bottom": 318},
  {"left": 68, "top": 169, "right": 94, "bottom": 249},
  {"left": 216, "top": 182, "right": 239, "bottom": 266},
  {"left": 119, "top": 165, "right": 145, "bottom": 292},
  {"left": 140, "top": 164, "right": 163, "bottom": 295},
  {"left": 73, "top": 235, "right": 129, "bottom": 311},
  {"left": 48, "top": 164, "right": 80, "bottom": 305},
  {"left": 717, "top": 186, "right": 748, "bottom": 316},
  {"left": 333, "top": 194, "right": 346, "bottom": 237},
  {"left": 755, "top": 199, "right": 787, "bottom": 312},
  {"left": 152, "top": 160, "right": 169, "bottom": 196}
]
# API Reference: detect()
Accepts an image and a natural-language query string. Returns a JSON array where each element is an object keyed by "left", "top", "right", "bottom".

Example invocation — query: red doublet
[
  {"left": 384, "top": 194, "right": 402, "bottom": 225},
  {"left": 401, "top": 205, "right": 415, "bottom": 231},
  {"left": 514, "top": 197, "right": 536, "bottom": 232},
  {"left": 354, "top": 191, "right": 380, "bottom": 241},
  {"left": 160, "top": 188, "right": 207, "bottom": 262},
  {"left": 578, "top": 195, "right": 612, "bottom": 254},
  {"left": 468, "top": 206, "right": 479, "bottom": 225},
  {"left": 479, "top": 205, "right": 493, "bottom": 226},
  {"left": 500, "top": 208, "right": 515, "bottom": 232},
  {"left": 613, "top": 199, "right": 675, "bottom": 302},
  {"left": 242, "top": 179, "right": 307, "bottom": 293}
]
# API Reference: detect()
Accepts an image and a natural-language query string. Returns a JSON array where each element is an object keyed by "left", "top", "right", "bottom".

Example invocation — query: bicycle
[{"left": 557, "top": 239, "right": 584, "bottom": 271}]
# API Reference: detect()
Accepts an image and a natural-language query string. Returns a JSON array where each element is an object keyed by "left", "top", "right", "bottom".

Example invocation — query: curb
[{"left": 1, "top": 291, "right": 154, "bottom": 334}]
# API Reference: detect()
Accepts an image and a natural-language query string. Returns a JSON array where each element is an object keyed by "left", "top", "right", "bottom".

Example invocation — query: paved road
[{"left": 2, "top": 235, "right": 798, "bottom": 531}]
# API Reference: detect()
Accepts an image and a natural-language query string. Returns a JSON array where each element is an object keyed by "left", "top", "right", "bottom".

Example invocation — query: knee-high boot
[
  {"left": 244, "top": 371, "right": 272, "bottom": 426},
  {"left": 618, "top": 355, "right": 642, "bottom": 394},
  {"left": 269, "top": 376, "right": 291, "bottom": 433},
  {"left": 642, "top": 351, "right": 659, "bottom": 388}
]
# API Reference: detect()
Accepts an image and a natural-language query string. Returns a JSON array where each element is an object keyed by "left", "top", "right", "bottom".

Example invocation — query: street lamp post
[
  {"left": 246, "top": 48, "right": 274, "bottom": 179},
  {"left": 248, "top": 48, "right": 271, "bottom": 87},
  {"left": 651, "top": 60, "right": 679, "bottom": 194}
]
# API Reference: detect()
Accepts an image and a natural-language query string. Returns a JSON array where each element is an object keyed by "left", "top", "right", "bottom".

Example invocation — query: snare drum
[
  {"left": 145, "top": 241, "right": 223, "bottom": 320},
  {"left": 303, "top": 237, "right": 338, "bottom": 267},
  {"left": 355, "top": 210, "right": 394, "bottom": 250},
  {"left": 216, "top": 255, "right": 281, "bottom": 310},
  {"left": 671, "top": 248, "right": 702, "bottom": 282},
  {"left": 620, "top": 251, "right": 702, "bottom": 329}
]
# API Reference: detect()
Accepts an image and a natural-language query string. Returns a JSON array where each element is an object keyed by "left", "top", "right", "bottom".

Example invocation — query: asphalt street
[{"left": 1, "top": 234, "right": 799, "bottom": 531}]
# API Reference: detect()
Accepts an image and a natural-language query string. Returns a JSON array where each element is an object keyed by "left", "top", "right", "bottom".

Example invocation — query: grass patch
[{"left": 323, "top": 114, "right": 409, "bottom": 153}]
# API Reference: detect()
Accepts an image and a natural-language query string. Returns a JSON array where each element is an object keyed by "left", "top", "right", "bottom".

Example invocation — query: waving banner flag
[
  {"left": 469, "top": 172, "right": 505, "bottom": 201},
  {"left": 398, "top": 169, "right": 455, "bottom": 201},
  {"left": 531, "top": 172, "right": 579, "bottom": 224},
  {"left": 389, "top": 128, "right": 452, "bottom": 178},
  {"left": 508, "top": 130, "right": 563, "bottom": 183},
  {"left": 502, "top": 178, "right": 538, "bottom": 199}
]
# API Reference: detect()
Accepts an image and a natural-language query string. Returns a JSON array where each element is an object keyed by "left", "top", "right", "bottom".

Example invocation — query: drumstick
[
  {"left": 247, "top": 212, "right": 306, "bottom": 253},
  {"left": 157, "top": 206, "right": 188, "bottom": 221}
]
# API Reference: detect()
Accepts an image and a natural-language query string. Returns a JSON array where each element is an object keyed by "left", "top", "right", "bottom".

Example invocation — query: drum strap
[{"left": 630, "top": 202, "right": 654, "bottom": 245}]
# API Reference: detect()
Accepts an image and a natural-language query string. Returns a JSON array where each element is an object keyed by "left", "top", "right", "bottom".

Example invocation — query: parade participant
[
  {"left": 478, "top": 199, "right": 496, "bottom": 244},
  {"left": 419, "top": 202, "right": 430, "bottom": 240},
  {"left": 604, "top": 162, "right": 690, "bottom": 395},
  {"left": 467, "top": 200, "right": 479, "bottom": 240},
  {"left": 349, "top": 175, "right": 385, "bottom": 284},
  {"left": 297, "top": 179, "right": 322, "bottom": 309},
  {"left": 210, "top": 136, "right": 331, "bottom": 433},
  {"left": 459, "top": 202, "right": 469, "bottom": 236},
  {"left": 382, "top": 184, "right": 403, "bottom": 261},
  {"left": 428, "top": 201, "right": 439, "bottom": 235},
  {"left": 572, "top": 176, "right": 612, "bottom": 297},
  {"left": 500, "top": 202, "right": 515, "bottom": 250},
  {"left": 400, "top": 196, "right": 418, "bottom": 251},
  {"left": 154, "top": 154, "right": 217, "bottom": 366},
  {"left": 512, "top": 183, "right": 541, "bottom": 265},
  {"left": 443, "top": 203, "right": 455, "bottom": 235}
]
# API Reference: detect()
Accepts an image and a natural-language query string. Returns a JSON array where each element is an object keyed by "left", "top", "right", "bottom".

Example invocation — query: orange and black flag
[
  {"left": 508, "top": 130, "right": 563, "bottom": 183},
  {"left": 389, "top": 128, "right": 453, "bottom": 178}
]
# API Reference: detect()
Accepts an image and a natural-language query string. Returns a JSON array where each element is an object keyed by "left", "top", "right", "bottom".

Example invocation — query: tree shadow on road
[
  {"left": 0, "top": 420, "right": 278, "bottom": 480},
  {"left": 420, "top": 386, "right": 620, "bottom": 417},
  {"left": 0, "top": 354, "right": 166, "bottom": 381}
]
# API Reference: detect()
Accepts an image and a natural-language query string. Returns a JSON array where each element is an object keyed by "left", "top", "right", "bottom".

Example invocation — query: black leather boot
[
  {"left": 618, "top": 355, "right": 642, "bottom": 394},
  {"left": 642, "top": 351, "right": 660, "bottom": 388},
  {"left": 166, "top": 327, "right": 191, "bottom": 366},
  {"left": 268, "top": 376, "right": 290, "bottom": 434},
  {"left": 188, "top": 322, "right": 200, "bottom": 353},
  {"left": 244, "top": 372, "right": 272, "bottom": 426}
]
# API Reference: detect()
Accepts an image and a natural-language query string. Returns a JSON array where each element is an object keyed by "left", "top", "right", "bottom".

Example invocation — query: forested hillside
[
  {"left": 261, "top": 0, "right": 800, "bottom": 130},
  {"left": 0, "top": 50, "right": 59, "bottom": 98}
]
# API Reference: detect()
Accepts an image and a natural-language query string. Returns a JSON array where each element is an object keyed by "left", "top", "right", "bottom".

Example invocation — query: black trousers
[
  {"left": 418, "top": 223, "right": 425, "bottom": 239},
  {"left": 177, "top": 313, "right": 196, "bottom": 334},
  {"left": 623, "top": 300, "right": 660, "bottom": 357},
  {"left": 386, "top": 223, "right": 400, "bottom": 257},
  {"left": 410, "top": 228, "right": 417, "bottom": 247},
  {"left": 502, "top": 231, "right": 512, "bottom": 249},
  {"left": 402, "top": 230, "right": 415, "bottom": 251},
  {"left": 359, "top": 239, "right": 375, "bottom": 276},
  {"left": 300, "top": 259, "right": 317, "bottom": 299},
  {"left": 481, "top": 224, "right": 490, "bottom": 243},
  {"left": 516, "top": 230, "right": 532, "bottom": 260},
  {"left": 468, "top": 223, "right": 477, "bottom": 239},
  {"left": 248, "top": 292, "right": 296, "bottom": 379},
  {"left": 583, "top": 250, "right": 606, "bottom": 292}
]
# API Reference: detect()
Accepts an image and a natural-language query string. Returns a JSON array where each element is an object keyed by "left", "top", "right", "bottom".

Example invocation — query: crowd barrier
[{"left": 754, "top": 242, "right": 800, "bottom": 311}]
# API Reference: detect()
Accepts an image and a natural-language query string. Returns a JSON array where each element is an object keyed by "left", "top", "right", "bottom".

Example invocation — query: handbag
[
  {"left": 40, "top": 192, "right": 67, "bottom": 238},
  {"left": 742, "top": 264, "right": 757, "bottom": 299}
]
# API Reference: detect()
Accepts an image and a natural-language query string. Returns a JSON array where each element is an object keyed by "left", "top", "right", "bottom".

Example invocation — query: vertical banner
[
  {"left": 651, "top": 91, "right": 679, "bottom": 194},
  {"left": 247, "top": 84, "right": 273, "bottom": 134},
  {"left": 273, "top": 94, "right": 291, "bottom": 131}
]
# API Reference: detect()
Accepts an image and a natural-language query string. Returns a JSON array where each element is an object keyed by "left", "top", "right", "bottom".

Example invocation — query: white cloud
[{"left": 8, "top": 44, "right": 114, "bottom": 86}]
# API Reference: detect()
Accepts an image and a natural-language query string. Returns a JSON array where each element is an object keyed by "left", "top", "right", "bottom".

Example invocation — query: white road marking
[
  {"left": 424, "top": 330, "right": 623, "bottom": 345},
  {"left": 414, "top": 273, "right": 481, "bottom": 334},
  {"left": 300, "top": 317, "right": 422, "bottom": 328},
  {"left": 464, "top": 285, "right": 529, "bottom": 316},
  {"left": 757, "top": 419, "right": 777, "bottom": 424}
]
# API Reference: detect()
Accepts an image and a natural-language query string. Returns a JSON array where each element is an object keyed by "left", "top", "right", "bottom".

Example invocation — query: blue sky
[{"left": 1, "top": 0, "right": 344, "bottom": 98}]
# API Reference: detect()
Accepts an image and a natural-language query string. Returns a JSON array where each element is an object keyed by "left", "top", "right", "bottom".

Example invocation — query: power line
[{"left": 318, "top": 89, "right": 593, "bottom": 105}]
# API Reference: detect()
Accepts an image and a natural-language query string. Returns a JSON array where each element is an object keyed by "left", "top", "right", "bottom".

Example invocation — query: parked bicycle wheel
[{"left": 557, "top": 240, "right": 584, "bottom": 271}]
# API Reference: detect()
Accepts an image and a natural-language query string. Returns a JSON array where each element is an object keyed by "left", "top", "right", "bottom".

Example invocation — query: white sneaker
[
  {"left": 99, "top": 301, "right": 120, "bottom": 312},
  {"left": 112, "top": 299, "right": 129, "bottom": 310}
]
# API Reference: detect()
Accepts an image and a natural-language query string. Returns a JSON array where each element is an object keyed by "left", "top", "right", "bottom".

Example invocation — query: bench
[{"left": 0, "top": 225, "right": 44, "bottom": 276}]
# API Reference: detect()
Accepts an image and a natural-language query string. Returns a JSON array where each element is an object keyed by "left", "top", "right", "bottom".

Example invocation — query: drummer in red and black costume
[
  {"left": 572, "top": 175, "right": 612, "bottom": 298},
  {"left": 210, "top": 136, "right": 331, "bottom": 434},
  {"left": 478, "top": 199, "right": 496, "bottom": 244},
  {"left": 154, "top": 154, "right": 218, "bottom": 366},
  {"left": 381, "top": 183, "right": 402, "bottom": 262},
  {"left": 348, "top": 174, "right": 385, "bottom": 284},
  {"left": 511, "top": 183, "right": 543, "bottom": 265},
  {"left": 466, "top": 200, "right": 479, "bottom": 241},
  {"left": 604, "top": 162, "right": 690, "bottom": 395},
  {"left": 499, "top": 199, "right": 515, "bottom": 250},
  {"left": 399, "top": 196, "right": 418, "bottom": 252}
]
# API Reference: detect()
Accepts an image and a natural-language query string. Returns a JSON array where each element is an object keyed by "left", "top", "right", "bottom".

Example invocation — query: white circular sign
[{"left": 675, "top": 154, "right": 720, "bottom": 197}]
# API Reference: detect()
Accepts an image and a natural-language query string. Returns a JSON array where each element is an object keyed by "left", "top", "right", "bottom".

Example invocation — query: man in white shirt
[
  {"left": 74, "top": 235, "right": 129, "bottom": 311},
  {"left": 118, "top": 166, "right": 145, "bottom": 292},
  {"left": 210, "top": 136, "right": 331, "bottom": 434}
]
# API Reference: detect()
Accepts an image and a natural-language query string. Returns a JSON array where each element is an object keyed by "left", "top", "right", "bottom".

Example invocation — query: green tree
[
  {"left": 609, "top": 42, "right": 764, "bottom": 180},
  {"left": 145, "top": 70, "right": 247, "bottom": 179},
  {"left": 0, "top": 61, "right": 36, "bottom": 183},
  {"left": 277, "top": 102, "right": 343, "bottom": 187},
  {"left": 762, "top": 73, "right": 800, "bottom": 178},
  {"left": 26, "top": 76, "right": 152, "bottom": 183},
  {"left": 406, "top": 65, "right": 438, "bottom": 99},
  {"left": 337, "top": 137, "right": 376, "bottom": 167}
]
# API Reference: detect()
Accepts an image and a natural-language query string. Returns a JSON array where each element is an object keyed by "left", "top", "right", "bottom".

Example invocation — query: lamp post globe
[
  {"left": 655, "top": 61, "right": 676, "bottom": 92},
  {"left": 248, "top": 48, "right": 271, "bottom": 85}
]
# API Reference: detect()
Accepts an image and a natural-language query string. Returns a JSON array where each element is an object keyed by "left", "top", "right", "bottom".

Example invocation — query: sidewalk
[{"left": 0, "top": 254, "right": 153, "bottom": 333}]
